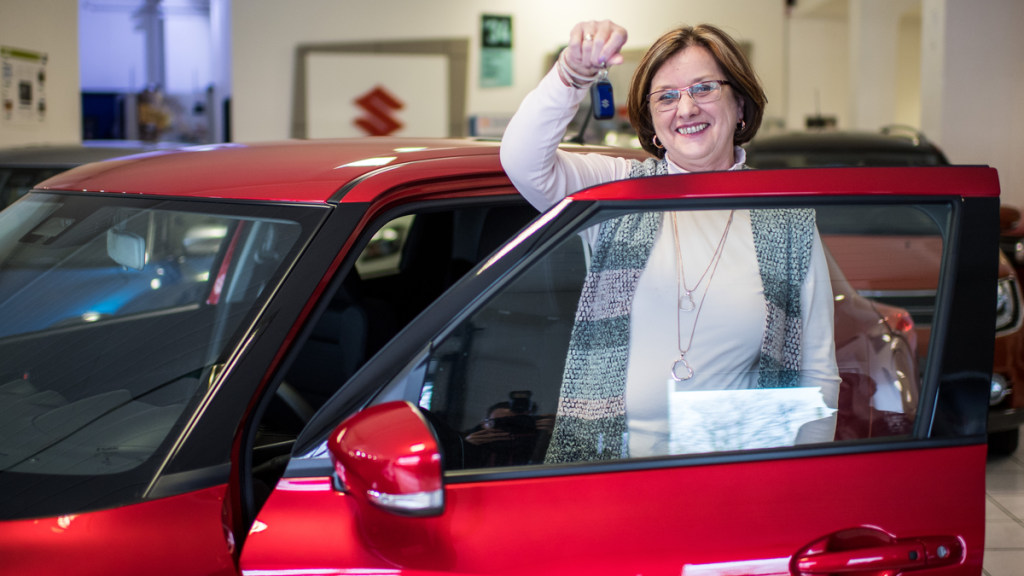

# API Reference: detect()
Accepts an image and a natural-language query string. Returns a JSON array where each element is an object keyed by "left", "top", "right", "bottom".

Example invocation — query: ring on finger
[{"left": 584, "top": 33, "right": 593, "bottom": 41}]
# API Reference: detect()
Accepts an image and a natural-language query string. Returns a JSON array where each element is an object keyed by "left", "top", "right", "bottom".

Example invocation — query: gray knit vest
[{"left": 545, "top": 158, "right": 815, "bottom": 463}]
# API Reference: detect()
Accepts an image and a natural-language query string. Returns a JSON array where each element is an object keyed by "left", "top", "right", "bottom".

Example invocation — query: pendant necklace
[
  {"left": 676, "top": 211, "right": 731, "bottom": 312},
  {"left": 671, "top": 211, "right": 735, "bottom": 381}
]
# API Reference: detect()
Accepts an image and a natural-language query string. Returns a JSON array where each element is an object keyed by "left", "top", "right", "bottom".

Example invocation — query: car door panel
[
  {"left": 243, "top": 167, "right": 996, "bottom": 576},
  {"left": 243, "top": 445, "right": 983, "bottom": 575},
  {"left": 1, "top": 485, "right": 235, "bottom": 576},
  {"left": 435, "top": 446, "right": 984, "bottom": 576}
]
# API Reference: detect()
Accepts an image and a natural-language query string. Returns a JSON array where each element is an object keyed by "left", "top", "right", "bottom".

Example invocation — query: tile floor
[{"left": 985, "top": 428, "right": 1024, "bottom": 576}]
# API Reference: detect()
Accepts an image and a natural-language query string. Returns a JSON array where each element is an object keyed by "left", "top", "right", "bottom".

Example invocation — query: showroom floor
[{"left": 985, "top": 428, "right": 1024, "bottom": 575}]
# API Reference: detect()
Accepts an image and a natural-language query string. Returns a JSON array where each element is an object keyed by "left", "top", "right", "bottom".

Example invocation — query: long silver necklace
[{"left": 671, "top": 211, "right": 735, "bottom": 381}]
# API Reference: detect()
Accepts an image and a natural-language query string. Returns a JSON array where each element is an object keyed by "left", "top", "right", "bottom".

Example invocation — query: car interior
[{"left": 249, "top": 198, "right": 543, "bottom": 505}]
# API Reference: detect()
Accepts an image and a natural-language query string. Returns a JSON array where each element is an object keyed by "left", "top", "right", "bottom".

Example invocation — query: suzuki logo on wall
[{"left": 353, "top": 86, "right": 404, "bottom": 136}]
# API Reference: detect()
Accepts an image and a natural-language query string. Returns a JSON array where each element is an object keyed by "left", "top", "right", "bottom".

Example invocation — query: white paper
[{"left": 668, "top": 383, "right": 835, "bottom": 454}]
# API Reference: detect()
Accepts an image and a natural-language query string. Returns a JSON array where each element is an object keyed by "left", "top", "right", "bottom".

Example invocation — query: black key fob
[{"left": 591, "top": 78, "right": 615, "bottom": 120}]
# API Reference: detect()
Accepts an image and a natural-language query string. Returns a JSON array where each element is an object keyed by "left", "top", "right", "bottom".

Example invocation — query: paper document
[{"left": 668, "top": 383, "right": 835, "bottom": 454}]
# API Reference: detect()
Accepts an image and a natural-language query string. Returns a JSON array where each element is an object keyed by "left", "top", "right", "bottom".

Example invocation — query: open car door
[{"left": 242, "top": 166, "right": 996, "bottom": 576}]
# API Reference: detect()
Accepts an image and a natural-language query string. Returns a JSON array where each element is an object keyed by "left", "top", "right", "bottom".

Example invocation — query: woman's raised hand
[{"left": 564, "top": 20, "right": 628, "bottom": 78}]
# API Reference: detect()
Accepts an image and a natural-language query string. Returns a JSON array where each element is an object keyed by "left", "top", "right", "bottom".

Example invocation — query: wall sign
[
  {"left": 305, "top": 52, "right": 448, "bottom": 139},
  {"left": 480, "top": 14, "right": 512, "bottom": 88},
  {"left": 1, "top": 46, "right": 47, "bottom": 124},
  {"left": 353, "top": 86, "right": 405, "bottom": 136},
  {"left": 293, "top": 39, "right": 467, "bottom": 139}
]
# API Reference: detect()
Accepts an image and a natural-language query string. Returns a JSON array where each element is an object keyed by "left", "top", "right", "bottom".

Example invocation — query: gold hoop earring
[{"left": 653, "top": 135, "right": 664, "bottom": 149}]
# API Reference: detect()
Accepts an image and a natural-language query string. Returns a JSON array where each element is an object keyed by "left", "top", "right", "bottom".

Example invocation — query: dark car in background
[
  {"left": 743, "top": 126, "right": 950, "bottom": 168},
  {"left": 0, "top": 142, "right": 182, "bottom": 210},
  {"left": 746, "top": 127, "right": 1024, "bottom": 453}
]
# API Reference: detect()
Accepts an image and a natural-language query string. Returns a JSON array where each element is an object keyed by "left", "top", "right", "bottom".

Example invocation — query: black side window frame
[{"left": 291, "top": 194, "right": 993, "bottom": 484}]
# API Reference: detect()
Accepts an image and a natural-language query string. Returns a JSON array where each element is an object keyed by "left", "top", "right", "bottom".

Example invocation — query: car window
[
  {"left": 256, "top": 202, "right": 539, "bottom": 433},
  {"left": 0, "top": 192, "right": 324, "bottom": 479},
  {"left": 250, "top": 200, "right": 540, "bottom": 509},
  {"left": 817, "top": 205, "right": 947, "bottom": 358},
  {"left": 354, "top": 214, "right": 414, "bottom": 278},
  {"left": 371, "top": 203, "right": 950, "bottom": 470}
]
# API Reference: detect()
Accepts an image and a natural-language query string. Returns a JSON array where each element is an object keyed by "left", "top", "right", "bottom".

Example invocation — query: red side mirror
[{"left": 327, "top": 400, "right": 444, "bottom": 517}]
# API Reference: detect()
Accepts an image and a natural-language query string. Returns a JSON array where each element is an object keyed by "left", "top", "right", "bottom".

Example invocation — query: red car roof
[
  {"left": 36, "top": 138, "right": 998, "bottom": 204},
  {"left": 36, "top": 138, "right": 637, "bottom": 204},
  {"left": 36, "top": 139, "right": 504, "bottom": 203}
]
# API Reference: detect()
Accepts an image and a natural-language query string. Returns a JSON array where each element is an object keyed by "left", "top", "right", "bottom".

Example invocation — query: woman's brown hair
[{"left": 627, "top": 24, "right": 767, "bottom": 159}]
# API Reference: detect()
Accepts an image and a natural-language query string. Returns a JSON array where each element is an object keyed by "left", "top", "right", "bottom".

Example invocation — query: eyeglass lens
[{"left": 651, "top": 82, "right": 723, "bottom": 112}]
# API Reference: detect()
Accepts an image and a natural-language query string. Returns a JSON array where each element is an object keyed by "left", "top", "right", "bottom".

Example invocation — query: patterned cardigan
[{"left": 544, "top": 158, "right": 815, "bottom": 463}]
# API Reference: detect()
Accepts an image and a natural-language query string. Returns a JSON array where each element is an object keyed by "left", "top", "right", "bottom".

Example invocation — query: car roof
[
  {"left": 36, "top": 138, "right": 639, "bottom": 204},
  {"left": 744, "top": 131, "right": 943, "bottom": 155},
  {"left": 0, "top": 141, "right": 185, "bottom": 168}
]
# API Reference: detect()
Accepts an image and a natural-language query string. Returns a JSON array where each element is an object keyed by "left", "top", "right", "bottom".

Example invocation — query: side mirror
[
  {"left": 327, "top": 400, "right": 444, "bottom": 517},
  {"left": 1000, "top": 205, "right": 1021, "bottom": 233}
]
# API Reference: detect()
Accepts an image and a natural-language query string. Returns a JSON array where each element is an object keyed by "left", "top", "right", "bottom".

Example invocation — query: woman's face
[{"left": 649, "top": 45, "right": 744, "bottom": 172}]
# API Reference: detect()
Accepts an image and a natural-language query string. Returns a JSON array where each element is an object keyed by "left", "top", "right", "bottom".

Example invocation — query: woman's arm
[
  {"left": 799, "top": 227, "right": 842, "bottom": 407},
  {"left": 500, "top": 69, "right": 627, "bottom": 211},
  {"left": 499, "top": 21, "right": 632, "bottom": 213},
  {"left": 793, "top": 227, "right": 842, "bottom": 444}
]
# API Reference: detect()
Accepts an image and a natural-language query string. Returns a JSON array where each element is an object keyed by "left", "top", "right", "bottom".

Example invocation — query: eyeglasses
[{"left": 647, "top": 80, "right": 731, "bottom": 113}]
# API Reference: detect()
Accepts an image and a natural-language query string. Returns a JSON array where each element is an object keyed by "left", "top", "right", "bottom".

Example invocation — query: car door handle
[
  {"left": 794, "top": 528, "right": 962, "bottom": 575},
  {"left": 797, "top": 541, "right": 926, "bottom": 573}
]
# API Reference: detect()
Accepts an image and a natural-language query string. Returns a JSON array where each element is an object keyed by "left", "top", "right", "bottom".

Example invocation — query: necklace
[
  {"left": 671, "top": 211, "right": 735, "bottom": 381},
  {"left": 675, "top": 210, "right": 731, "bottom": 312}
]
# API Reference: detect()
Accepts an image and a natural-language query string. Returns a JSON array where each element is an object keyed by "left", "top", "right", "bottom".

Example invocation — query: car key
[{"left": 591, "top": 65, "right": 614, "bottom": 120}]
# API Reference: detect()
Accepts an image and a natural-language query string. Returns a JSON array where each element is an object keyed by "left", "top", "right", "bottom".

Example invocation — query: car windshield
[{"left": 0, "top": 192, "right": 324, "bottom": 480}]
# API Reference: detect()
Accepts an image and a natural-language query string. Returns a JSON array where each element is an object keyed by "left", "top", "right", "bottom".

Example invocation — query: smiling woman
[
  {"left": 500, "top": 21, "right": 836, "bottom": 462},
  {"left": 626, "top": 23, "right": 766, "bottom": 171}
]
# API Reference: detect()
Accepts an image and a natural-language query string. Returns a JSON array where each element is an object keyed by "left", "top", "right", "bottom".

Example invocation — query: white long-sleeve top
[{"left": 500, "top": 66, "right": 841, "bottom": 457}]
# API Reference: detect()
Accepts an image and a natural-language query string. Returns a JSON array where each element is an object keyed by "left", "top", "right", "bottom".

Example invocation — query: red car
[{"left": 0, "top": 140, "right": 996, "bottom": 575}]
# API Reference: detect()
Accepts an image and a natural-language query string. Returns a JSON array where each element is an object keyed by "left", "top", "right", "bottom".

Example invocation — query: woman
[{"left": 500, "top": 21, "right": 840, "bottom": 463}]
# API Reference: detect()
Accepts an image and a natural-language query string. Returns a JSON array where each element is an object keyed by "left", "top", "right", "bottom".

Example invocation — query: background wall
[
  {"left": 0, "top": 0, "right": 80, "bottom": 147},
  {"left": 922, "top": 0, "right": 1024, "bottom": 206},
  {"left": 787, "top": 15, "right": 849, "bottom": 130},
  {"left": 78, "top": 2, "right": 144, "bottom": 91},
  {"left": 231, "top": 0, "right": 786, "bottom": 143},
  {"left": 786, "top": 0, "right": 921, "bottom": 132},
  {"left": 5, "top": 0, "right": 1023, "bottom": 206},
  {"left": 79, "top": 0, "right": 212, "bottom": 94},
  {"left": 893, "top": 10, "right": 921, "bottom": 128}
]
